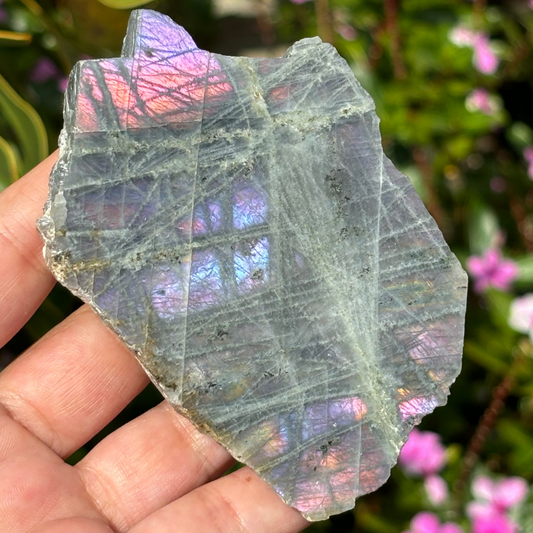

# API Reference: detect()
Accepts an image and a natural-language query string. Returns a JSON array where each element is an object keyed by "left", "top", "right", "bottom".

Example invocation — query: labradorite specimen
[{"left": 38, "top": 9, "right": 467, "bottom": 521}]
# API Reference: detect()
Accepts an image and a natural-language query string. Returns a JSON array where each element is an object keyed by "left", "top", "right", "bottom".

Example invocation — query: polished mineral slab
[{"left": 38, "top": 9, "right": 467, "bottom": 521}]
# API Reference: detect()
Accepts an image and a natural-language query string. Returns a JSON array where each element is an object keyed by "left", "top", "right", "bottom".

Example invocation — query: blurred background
[{"left": 1, "top": 0, "right": 533, "bottom": 532}]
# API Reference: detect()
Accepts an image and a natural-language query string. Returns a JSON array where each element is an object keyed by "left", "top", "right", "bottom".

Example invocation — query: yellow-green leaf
[
  {"left": 463, "top": 339, "right": 509, "bottom": 374},
  {"left": 96, "top": 0, "right": 153, "bottom": 9},
  {"left": 0, "top": 73, "right": 48, "bottom": 174},
  {"left": 0, "top": 136, "right": 19, "bottom": 190},
  {"left": 0, "top": 30, "right": 33, "bottom": 46},
  {"left": 517, "top": 255, "right": 533, "bottom": 284}
]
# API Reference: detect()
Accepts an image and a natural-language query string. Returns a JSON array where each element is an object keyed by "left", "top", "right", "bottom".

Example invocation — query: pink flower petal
[
  {"left": 493, "top": 477, "right": 528, "bottom": 509},
  {"left": 472, "top": 476, "right": 495, "bottom": 501},
  {"left": 472, "top": 513, "right": 518, "bottom": 533},
  {"left": 483, "top": 249, "right": 500, "bottom": 269},
  {"left": 449, "top": 26, "right": 477, "bottom": 47},
  {"left": 489, "top": 260, "right": 518, "bottom": 289},
  {"left": 465, "top": 88, "right": 499, "bottom": 115},
  {"left": 337, "top": 24, "right": 356, "bottom": 41},
  {"left": 30, "top": 57, "right": 60, "bottom": 83},
  {"left": 474, "top": 278, "right": 490, "bottom": 294},
  {"left": 411, "top": 512, "right": 440, "bottom": 533},
  {"left": 399, "top": 430, "right": 447, "bottom": 476},
  {"left": 425, "top": 474, "right": 448, "bottom": 505},
  {"left": 467, "top": 256, "right": 487, "bottom": 276},
  {"left": 523, "top": 146, "right": 533, "bottom": 163},
  {"left": 57, "top": 77, "right": 68, "bottom": 92},
  {"left": 509, "top": 294, "right": 533, "bottom": 334},
  {"left": 441, "top": 524, "right": 464, "bottom": 533},
  {"left": 473, "top": 35, "right": 499, "bottom": 74},
  {"left": 467, "top": 249, "right": 517, "bottom": 293},
  {"left": 499, "top": 260, "right": 519, "bottom": 277},
  {"left": 466, "top": 501, "right": 495, "bottom": 520}
]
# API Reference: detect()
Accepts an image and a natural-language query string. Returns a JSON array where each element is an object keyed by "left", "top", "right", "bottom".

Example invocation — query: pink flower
[
  {"left": 399, "top": 429, "right": 446, "bottom": 477},
  {"left": 509, "top": 294, "right": 533, "bottom": 340},
  {"left": 466, "top": 249, "right": 518, "bottom": 293},
  {"left": 465, "top": 88, "right": 500, "bottom": 115},
  {"left": 57, "top": 77, "right": 68, "bottom": 92},
  {"left": 523, "top": 146, "right": 533, "bottom": 180},
  {"left": 467, "top": 476, "right": 528, "bottom": 533},
  {"left": 403, "top": 512, "right": 463, "bottom": 533},
  {"left": 337, "top": 24, "right": 356, "bottom": 41},
  {"left": 449, "top": 26, "right": 498, "bottom": 74},
  {"left": 30, "top": 57, "right": 60, "bottom": 83},
  {"left": 473, "top": 34, "right": 499, "bottom": 74},
  {"left": 471, "top": 513, "right": 518, "bottom": 533},
  {"left": 449, "top": 26, "right": 477, "bottom": 47},
  {"left": 472, "top": 476, "right": 528, "bottom": 511},
  {"left": 425, "top": 474, "right": 449, "bottom": 505}
]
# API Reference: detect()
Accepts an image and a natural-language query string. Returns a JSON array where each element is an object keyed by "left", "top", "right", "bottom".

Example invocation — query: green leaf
[
  {"left": 497, "top": 419, "right": 533, "bottom": 475},
  {"left": 467, "top": 198, "right": 499, "bottom": 255},
  {"left": 0, "top": 136, "right": 19, "bottom": 190},
  {"left": 0, "top": 73, "right": 48, "bottom": 174},
  {"left": 61, "top": 0, "right": 132, "bottom": 55},
  {"left": 463, "top": 339, "right": 509, "bottom": 374},
  {"left": 485, "top": 288, "right": 514, "bottom": 332},
  {"left": 516, "top": 256, "right": 533, "bottom": 284},
  {"left": 96, "top": 0, "right": 153, "bottom": 8},
  {"left": 400, "top": 164, "right": 426, "bottom": 201},
  {"left": 506, "top": 122, "right": 533, "bottom": 153}
]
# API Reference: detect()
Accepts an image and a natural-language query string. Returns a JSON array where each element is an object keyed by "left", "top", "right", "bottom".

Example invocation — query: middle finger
[
  {"left": 0, "top": 305, "right": 149, "bottom": 458},
  {"left": 75, "top": 401, "right": 233, "bottom": 532}
]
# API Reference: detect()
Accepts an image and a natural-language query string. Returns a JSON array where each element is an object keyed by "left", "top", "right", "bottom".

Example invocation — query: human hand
[{"left": 0, "top": 153, "right": 309, "bottom": 533}]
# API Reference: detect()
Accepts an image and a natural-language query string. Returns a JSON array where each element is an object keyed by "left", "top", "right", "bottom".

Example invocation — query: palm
[{"left": 0, "top": 153, "right": 309, "bottom": 533}]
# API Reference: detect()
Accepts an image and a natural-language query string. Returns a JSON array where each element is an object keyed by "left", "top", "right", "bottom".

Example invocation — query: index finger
[{"left": 0, "top": 152, "right": 57, "bottom": 348}]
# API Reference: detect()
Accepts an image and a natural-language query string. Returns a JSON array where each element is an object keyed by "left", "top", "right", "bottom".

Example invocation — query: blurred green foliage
[
  {"left": 1, "top": 0, "right": 533, "bottom": 532},
  {"left": 0, "top": 71, "right": 47, "bottom": 178}
]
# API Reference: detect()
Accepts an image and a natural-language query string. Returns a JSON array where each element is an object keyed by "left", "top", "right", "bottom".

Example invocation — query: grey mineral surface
[{"left": 38, "top": 9, "right": 467, "bottom": 521}]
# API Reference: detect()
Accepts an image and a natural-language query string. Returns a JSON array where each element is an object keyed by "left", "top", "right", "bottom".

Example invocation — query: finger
[
  {"left": 0, "top": 152, "right": 58, "bottom": 348},
  {"left": 129, "top": 466, "right": 309, "bottom": 533},
  {"left": 0, "top": 305, "right": 149, "bottom": 458},
  {"left": 0, "top": 404, "right": 107, "bottom": 532},
  {"left": 76, "top": 401, "right": 234, "bottom": 532},
  {"left": 29, "top": 517, "right": 114, "bottom": 533}
]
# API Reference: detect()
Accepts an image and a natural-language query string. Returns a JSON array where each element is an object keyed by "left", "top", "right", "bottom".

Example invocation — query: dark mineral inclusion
[{"left": 38, "top": 9, "right": 468, "bottom": 521}]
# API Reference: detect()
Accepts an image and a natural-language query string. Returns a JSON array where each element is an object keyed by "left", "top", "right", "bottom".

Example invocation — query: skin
[{"left": 0, "top": 152, "right": 310, "bottom": 533}]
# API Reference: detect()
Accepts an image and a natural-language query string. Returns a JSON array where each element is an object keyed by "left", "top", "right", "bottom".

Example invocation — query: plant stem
[
  {"left": 509, "top": 196, "right": 533, "bottom": 253},
  {"left": 18, "top": 0, "right": 72, "bottom": 73},
  {"left": 315, "top": 0, "right": 333, "bottom": 44},
  {"left": 450, "top": 352, "right": 523, "bottom": 515},
  {"left": 473, "top": 0, "right": 487, "bottom": 16},
  {"left": 384, "top": 0, "right": 406, "bottom": 79},
  {"left": 412, "top": 147, "right": 447, "bottom": 235},
  {"left": 254, "top": 0, "right": 275, "bottom": 46}
]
